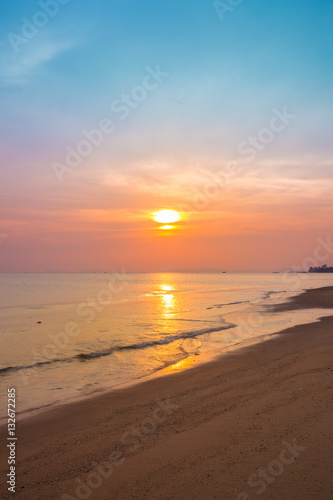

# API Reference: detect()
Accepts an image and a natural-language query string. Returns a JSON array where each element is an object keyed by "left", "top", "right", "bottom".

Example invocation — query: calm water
[{"left": 1, "top": 272, "right": 333, "bottom": 418}]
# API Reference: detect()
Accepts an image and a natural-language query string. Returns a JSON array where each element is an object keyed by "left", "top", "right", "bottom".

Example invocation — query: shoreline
[
  {"left": 0, "top": 286, "right": 327, "bottom": 423},
  {"left": 1, "top": 286, "right": 333, "bottom": 499}
]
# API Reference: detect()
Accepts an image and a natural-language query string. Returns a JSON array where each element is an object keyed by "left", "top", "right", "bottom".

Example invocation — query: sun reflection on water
[
  {"left": 159, "top": 283, "right": 176, "bottom": 317},
  {"left": 164, "top": 357, "right": 196, "bottom": 373},
  {"left": 162, "top": 293, "right": 174, "bottom": 308}
]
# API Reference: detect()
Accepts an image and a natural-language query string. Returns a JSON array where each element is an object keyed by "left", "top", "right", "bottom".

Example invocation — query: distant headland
[{"left": 308, "top": 265, "right": 333, "bottom": 273}]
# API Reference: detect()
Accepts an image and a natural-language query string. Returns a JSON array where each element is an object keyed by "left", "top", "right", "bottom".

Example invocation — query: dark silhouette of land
[{"left": 308, "top": 264, "right": 333, "bottom": 273}]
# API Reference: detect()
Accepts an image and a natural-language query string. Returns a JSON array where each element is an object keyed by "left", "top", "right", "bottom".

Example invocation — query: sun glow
[{"left": 153, "top": 210, "right": 181, "bottom": 224}]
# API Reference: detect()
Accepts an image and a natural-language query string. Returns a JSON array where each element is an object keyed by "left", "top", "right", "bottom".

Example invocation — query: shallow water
[{"left": 1, "top": 272, "right": 332, "bottom": 417}]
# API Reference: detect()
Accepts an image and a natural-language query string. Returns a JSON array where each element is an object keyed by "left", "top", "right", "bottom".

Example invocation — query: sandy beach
[{"left": 1, "top": 286, "right": 333, "bottom": 500}]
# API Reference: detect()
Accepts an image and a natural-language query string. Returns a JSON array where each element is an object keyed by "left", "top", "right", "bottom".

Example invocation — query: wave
[
  {"left": 259, "top": 290, "right": 287, "bottom": 302},
  {"left": 206, "top": 300, "right": 250, "bottom": 310},
  {"left": 0, "top": 323, "right": 236, "bottom": 375}
]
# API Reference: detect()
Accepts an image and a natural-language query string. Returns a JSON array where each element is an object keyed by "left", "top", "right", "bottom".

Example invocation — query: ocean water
[{"left": 1, "top": 272, "right": 333, "bottom": 418}]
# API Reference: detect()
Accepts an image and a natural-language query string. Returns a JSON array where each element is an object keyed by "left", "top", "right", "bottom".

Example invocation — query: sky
[{"left": 0, "top": 0, "right": 333, "bottom": 272}]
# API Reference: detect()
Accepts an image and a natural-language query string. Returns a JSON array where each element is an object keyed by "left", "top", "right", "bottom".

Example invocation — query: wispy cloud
[{"left": 0, "top": 39, "right": 74, "bottom": 85}]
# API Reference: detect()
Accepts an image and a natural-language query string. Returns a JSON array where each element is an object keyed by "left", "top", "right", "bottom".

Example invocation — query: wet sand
[{"left": 1, "top": 286, "right": 333, "bottom": 499}]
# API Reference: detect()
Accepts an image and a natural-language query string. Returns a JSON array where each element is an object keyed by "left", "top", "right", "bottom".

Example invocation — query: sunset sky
[{"left": 1, "top": 0, "right": 333, "bottom": 272}]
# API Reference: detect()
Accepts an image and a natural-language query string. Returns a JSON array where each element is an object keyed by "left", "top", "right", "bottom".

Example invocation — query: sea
[{"left": 1, "top": 272, "right": 333, "bottom": 419}]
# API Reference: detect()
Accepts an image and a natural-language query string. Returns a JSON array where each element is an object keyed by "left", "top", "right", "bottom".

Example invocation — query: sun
[{"left": 153, "top": 210, "right": 181, "bottom": 224}]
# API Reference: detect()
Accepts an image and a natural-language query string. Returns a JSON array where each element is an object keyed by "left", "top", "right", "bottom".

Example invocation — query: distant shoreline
[{"left": 1, "top": 269, "right": 333, "bottom": 274}]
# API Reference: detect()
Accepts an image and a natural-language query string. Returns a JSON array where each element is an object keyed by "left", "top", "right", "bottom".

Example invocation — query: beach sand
[{"left": 1, "top": 286, "right": 333, "bottom": 499}]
